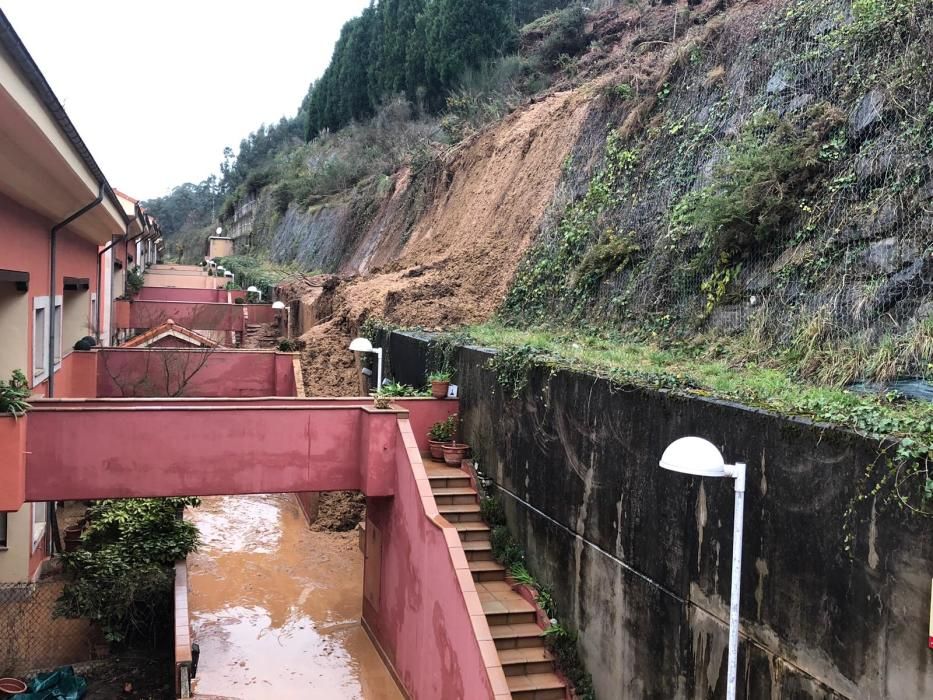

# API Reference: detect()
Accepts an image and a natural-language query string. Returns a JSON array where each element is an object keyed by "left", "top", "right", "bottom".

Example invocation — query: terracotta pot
[
  {"left": 427, "top": 439, "right": 447, "bottom": 461},
  {"left": 0, "top": 415, "right": 27, "bottom": 512},
  {"left": 442, "top": 443, "right": 470, "bottom": 466},
  {"left": 0, "top": 678, "right": 28, "bottom": 695},
  {"left": 64, "top": 524, "right": 83, "bottom": 553},
  {"left": 430, "top": 381, "right": 450, "bottom": 399}
]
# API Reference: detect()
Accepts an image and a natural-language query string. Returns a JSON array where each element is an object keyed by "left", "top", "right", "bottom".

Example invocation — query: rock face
[{"left": 848, "top": 88, "right": 887, "bottom": 140}]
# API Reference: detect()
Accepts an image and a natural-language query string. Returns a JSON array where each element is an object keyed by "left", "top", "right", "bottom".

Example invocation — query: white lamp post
[
  {"left": 348, "top": 337, "right": 383, "bottom": 389},
  {"left": 247, "top": 285, "right": 261, "bottom": 301},
  {"left": 659, "top": 437, "right": 746, "bottom": 700}
]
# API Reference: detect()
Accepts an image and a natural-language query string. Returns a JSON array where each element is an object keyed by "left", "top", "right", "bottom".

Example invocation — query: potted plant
[
  {"left": 442, "top": 441, "right": 470, "bottom": 466},
  {"left": 373, "top": 392, "right": 392, "bottom": 410},
  {"left": 428, "top": 371, "right": 452, "bottom": 399},
  {"left": 0, "top": 370, "right": 30, "bottom": 512},
  {"left": 428, "top": 414, "right": 457, "bottom": 461}
]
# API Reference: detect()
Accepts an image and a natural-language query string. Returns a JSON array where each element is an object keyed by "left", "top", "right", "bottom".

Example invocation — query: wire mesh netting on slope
[{"left": 504, "top": 0, "right": 933, "bottom": 385}]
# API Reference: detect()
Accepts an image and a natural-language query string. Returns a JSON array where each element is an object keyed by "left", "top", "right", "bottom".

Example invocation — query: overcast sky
[{"left": 2, "top": 0, "right": 370, "bottom": 199}]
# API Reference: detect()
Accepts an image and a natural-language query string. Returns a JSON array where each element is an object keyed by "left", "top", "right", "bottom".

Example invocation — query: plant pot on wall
[
  {"left": 442, "top": 443, "right": 470, "bottom": 466},
  {"left": 430, "top": 381, "right": 450, "bottom": 399},
  {"left": 373, "top": 395, "right": 392, "bottom": 410}
]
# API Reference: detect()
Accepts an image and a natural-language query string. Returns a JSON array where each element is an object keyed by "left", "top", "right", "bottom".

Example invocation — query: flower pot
[
  {"left": 0, "top": 414, "right": 27, "bottom": 512},
  {"left": 442, "top": 443, "right": 470, "bottom": 466},
  {"left": 427, "top": 439, "right": 447, "bottom": 462},
  {"left": 373, "top": 395, "right": 392, "bottom": 410},
  {"left": 63, "top": 524, "right": 83, "bottom": 553},
  {"left": 430, "top": 381, "right": 450, "bottom": 399},
  {"left": 0, "top": 678, "right": 27, "bottom": 695}
]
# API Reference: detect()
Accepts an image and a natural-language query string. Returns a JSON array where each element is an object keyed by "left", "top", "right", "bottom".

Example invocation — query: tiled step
[
  {"left": 431, "top": 487, "right": 478, "bottom": 505},
  {"left": 478, "top": 582, "right": 536, "bottom": 625},
  {"left": 453, "top": 521, "right": 491, "bottom": 541},
  {"left": 499, "top": 647, "right": 556, "bottom": 677},
  {"left": 491, "top": 622, "right": 546, "bottom": 650},
  {"left": 437, "top": 503, "right": 482, "bottom": 522},
  {"left": 469, "top": 559, "right": 507, "bottom": 582},
  {"left": 425, "top": 466, "right": 473, "bottom": 489},
  {"left": 462, "top": 540, "right": 494, "bottom": 561},
  {"left": 506, "top": 672, "right": 567, "bottom": 700}
]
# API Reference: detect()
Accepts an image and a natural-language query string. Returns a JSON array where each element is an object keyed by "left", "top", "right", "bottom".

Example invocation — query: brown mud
[{"left": 186, "top": 494, "right": 401, "bottom": 700}]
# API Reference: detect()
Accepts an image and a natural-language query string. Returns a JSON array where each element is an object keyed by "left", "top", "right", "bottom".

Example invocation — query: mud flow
[{"left": 187, "top": 494, "right": 401, "bottom": 699}]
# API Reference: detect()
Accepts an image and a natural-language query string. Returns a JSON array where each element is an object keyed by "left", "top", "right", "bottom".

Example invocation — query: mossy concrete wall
[{"left": 389, "top": 332, "right": 932, "bottom": 698}]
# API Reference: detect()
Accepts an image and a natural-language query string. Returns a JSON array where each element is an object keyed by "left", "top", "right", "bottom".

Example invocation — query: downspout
[
  {"left": 47, "top": 182, "right": 104, "bottom": 556},
  {"left": 49, "top": 182, "right": 104, "bottom": 397}
]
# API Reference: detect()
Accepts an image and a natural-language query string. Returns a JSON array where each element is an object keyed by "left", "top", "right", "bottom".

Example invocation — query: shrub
[
  {"left": 125, "top": 266, "right": 145, "bottom": 296},
  {"left": 56, "top": 497, "right": 200, "bottom": 645},
  {"left": 378, "top": 380, "right": 430, "bottom": 397},
  {"left": 429, "top": 413, "right": 458, "bottom": 441},
  {"left": 532, "top": 6, "right": 588, "bottom": 67},
  {"left": 0, "top": 370, "right": 30, "bottom": 417},
  {"left": 234, "top": 297, "right": 246, "bottom": 305},
  {"left": 428, "top": 370, "right": 452, "bottom": 382}
]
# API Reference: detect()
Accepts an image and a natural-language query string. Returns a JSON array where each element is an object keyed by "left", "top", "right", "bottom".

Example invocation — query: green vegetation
[
  {"left": 56, "top": 498, "right": 200, "bottom": 644},
  {"left": 378, "top": 380, "right": 431, "bottom": 397},
  {"left": 213, "top": 255, "right": 293, "bottom": 300},
  {"left": 464, "top": 322, "right": 933, "bottom": 516},
  {"left": 428, "top": 370, "right": 452, "bottom": 382},
  {"left": 429, "top": 413, "right": 458, "bottom": 441},
  {"left": 125, "top": 266, "right": 145, "bottom": 297},
  {"left": 0, "top": 370, "right": 30, "bottom": 417},
  {"left": 305, "top": 0, "right": 518, "bottom": 136}
]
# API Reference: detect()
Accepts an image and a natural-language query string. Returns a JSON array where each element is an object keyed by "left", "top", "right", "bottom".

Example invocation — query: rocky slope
[{"left": 244, "top": 0, "right": 933, "bottom": 393}]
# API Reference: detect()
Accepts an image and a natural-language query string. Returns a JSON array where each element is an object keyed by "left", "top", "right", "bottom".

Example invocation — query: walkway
[{"left": 186, "top": 494, "right": 402, "bottom": 700}]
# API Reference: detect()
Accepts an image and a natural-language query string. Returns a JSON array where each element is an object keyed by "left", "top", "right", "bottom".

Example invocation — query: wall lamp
[
  {"left": 659, "top": 437, "right": 746, "bottom": 700},
  {"left": 348, "top": 337, "right": 383, "bottom": 388}
]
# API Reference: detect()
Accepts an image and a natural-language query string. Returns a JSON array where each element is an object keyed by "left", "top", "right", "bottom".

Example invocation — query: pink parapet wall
[
  {"left": 24, "top": 402, "right": 401, "bottom": 502},
  {"left": 362, "top": 417, "right": 500, "bottom": 700},
  {"left": 126, "top": 300, "right": 246, "bottom": 332},
  {"left": 137, "top": 287, "right": 246, "bottom": 303},
  {"left": 95, "top": 348, "right": 298, "bottom": 398},
  {"left": 391, "top": 398, "right": 459, "bottom": 453}
]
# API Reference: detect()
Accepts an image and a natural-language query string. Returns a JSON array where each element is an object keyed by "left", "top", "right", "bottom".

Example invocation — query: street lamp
[
  {"left": 247, "top": 285, "right": 261, "bottom": 301},
  {"left": 348, "top": 337, "right": 383, "bottom": 389},
  {"left": 659, "top": 437, "right": 746, "bottom": 700}
]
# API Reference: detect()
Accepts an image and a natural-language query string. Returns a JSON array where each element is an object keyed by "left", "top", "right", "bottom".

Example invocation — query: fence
[{"left": 0, "top": 580, "right": 96, "bottom": 677}]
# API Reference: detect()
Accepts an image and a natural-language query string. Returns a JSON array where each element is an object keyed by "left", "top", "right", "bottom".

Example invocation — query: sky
[{"left": 2, "top": 0, "right": 370, "bottom": 200}]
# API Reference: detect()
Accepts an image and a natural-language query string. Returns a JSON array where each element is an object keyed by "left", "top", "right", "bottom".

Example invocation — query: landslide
[{"left": 283, "top": 0, "right": 723, "bottom": 394}]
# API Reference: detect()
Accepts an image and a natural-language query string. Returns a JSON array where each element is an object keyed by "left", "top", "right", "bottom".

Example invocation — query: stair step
[
  {"left": 491, "top": 622, "right": 546, "bottom": 650},
  {"left": 479, "top": 585, "right": 536, "bottom": 625},
  {"left": 426, "top": 470, "right": 473, "bottom": 488},
  {"left": 506, "top": 672, "right": 567, "bottom": 700},
  {"left": 462, "top": 540, "right": 494, "bottom": 561},
  {"left": 469, "top": 559, "right": 506, "bottom": 582},
  {"left": 498, "top": 647, "right": 556, "bottom": 677},
  {"left": 453, "top": 521, "right": 491, "bottom": 541},
  {"left": 431, "top": 486, "right": 478, "bottom": 505},
  {"left": 437, "top": 503, "right": 482, "bottom": 522}
]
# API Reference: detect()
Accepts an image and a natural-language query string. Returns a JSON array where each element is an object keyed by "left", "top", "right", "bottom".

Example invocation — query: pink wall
[
  {"left": 95, "top": 349, "right": 297, "bottom": 398},
  {"left": 126, "top": 301, "right": 246, "bottom": 332},
  {"left": 392, "top": 398, "right": 460, "bottom": 454},
  {"left": 363, "top": 417, "right": 497, "bottom": 699},
  {"left": 137, "top": 287, "right": 246, "bottom": 303},
  {"left": 24, "top": 404, "right": 401, "bottom": 501},
  {"left": 244, "top": 304, "right": 277, "bottom": 324},
  {"left": 0, "top": 191, "right": 102, "bottom": 390}
]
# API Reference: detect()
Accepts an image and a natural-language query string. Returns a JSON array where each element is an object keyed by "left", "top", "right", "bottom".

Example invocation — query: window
[
  {"left": 0, "top": 512, "right": 7, "bottom": 548},
  {"left": 53, "top": 296, "right": 62, "bottom": 366},
  {"left": 31, "top": 502, "right": 47, "bottom": 549},
  {"left": 33, "top": 296, "right": 48, "bottom": 383}
]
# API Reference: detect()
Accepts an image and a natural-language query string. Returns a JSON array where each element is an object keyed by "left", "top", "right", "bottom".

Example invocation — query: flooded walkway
[{"left": 187, "top": 494, "right": 402, "bottom": 700}]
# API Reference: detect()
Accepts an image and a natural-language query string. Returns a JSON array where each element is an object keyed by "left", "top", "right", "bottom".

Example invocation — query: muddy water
[{"left": 187, "top": 494, "right": 402, "bottom": 700}]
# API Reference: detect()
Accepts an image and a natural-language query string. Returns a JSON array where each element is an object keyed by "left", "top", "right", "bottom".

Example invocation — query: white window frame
[
  {"left": 31, "top": 502, "right": 47, "bottom": 550},
  {"left": 53, "top": 295, "right": 62, "bottom": 368},
  {"left": 33, "top": 295, "right": 49, "bottom": 384}
]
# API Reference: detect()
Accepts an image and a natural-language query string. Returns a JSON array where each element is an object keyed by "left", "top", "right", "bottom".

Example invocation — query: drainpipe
[
  {"left": 47, "top": 183, "right": 105, "bottom": 557},
  {"left": 49, "top": 182, "right": 104, "bottom": 397}
]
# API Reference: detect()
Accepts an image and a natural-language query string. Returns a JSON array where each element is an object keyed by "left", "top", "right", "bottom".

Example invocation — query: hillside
[{"left": 151, "top": 0, "right": 933, "bottom": 395}]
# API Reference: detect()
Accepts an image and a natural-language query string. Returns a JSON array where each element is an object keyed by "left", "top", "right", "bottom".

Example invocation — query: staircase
[
  {"left": 427, "top": 464, "right": 568, "bottom": 700},
  {"left": 241, "top": 322, "right": 277, "bottom": 349}
]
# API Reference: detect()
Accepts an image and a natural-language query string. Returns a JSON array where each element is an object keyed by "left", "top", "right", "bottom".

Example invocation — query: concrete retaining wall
[{"left": 386, "top": 332, "right": 932, "bottom": 699}]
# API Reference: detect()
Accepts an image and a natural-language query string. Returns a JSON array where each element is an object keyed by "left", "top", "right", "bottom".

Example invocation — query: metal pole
[
  {"left": 725, "top": 462, "right": 746, "bottom": 700},
  {"left": 375, "top": 348, "right": 383, "bottom": 389}
]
